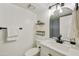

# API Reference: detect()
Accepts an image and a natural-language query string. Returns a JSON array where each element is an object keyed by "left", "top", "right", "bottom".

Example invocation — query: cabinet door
[
  {"left": 40, "top": 45, "right": 50, "bottom": 56},
  {"left": 40, "top": 45, "right": 65, "bottom": 56},
  {"left": 49, "top": 49, "right": 65, "bottom": 56}
]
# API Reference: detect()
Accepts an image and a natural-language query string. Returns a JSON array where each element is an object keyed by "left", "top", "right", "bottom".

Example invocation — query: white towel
[
  {"left": 71, "top": 7, "right": 79, "bottom": 38},
  {"left": 7, "top": 26, "right": 18, "bottom": 38}
]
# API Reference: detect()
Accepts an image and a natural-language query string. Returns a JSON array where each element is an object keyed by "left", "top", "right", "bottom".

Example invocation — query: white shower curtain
[{"left": 71, "top": 7, "right": 79, "bottom": 38}]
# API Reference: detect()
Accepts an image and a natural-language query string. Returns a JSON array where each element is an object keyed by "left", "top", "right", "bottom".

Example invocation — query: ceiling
[
  {"left": 13, "top": 3, "right": 55, "bottom": 15},
  {"left": 13, "top": 3, "right": 75, "bottom": 15}
]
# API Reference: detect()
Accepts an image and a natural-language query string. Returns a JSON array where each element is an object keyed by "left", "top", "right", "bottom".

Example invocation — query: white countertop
[{"left": 40, "top": 38, "right": 79, "bottom": 56}]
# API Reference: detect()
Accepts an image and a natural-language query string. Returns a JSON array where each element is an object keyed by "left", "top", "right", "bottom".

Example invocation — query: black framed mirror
[{"left": 49, "top": 7, "right": 72, "bottom": 38}]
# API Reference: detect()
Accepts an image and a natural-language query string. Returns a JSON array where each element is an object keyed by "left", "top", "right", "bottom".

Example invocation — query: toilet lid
[{"left": 25, "top": 48, "right": 39, "bottom": 56}]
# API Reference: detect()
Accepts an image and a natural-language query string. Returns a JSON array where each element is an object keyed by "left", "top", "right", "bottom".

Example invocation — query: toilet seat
[{"left": 24, "top": 48, "right": 40, "bottom": 56}]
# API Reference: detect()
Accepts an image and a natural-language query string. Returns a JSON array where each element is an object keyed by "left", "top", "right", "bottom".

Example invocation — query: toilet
[
  {"left": 24, "top": 37, "right": 41, "bottom": 56},
  {"left": 24, "top": 48, "right": 40, "bottom": 56}
]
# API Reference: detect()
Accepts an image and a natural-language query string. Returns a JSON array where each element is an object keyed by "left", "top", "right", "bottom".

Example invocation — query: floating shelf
[
  {"left": 36, "top": 23, "right": 45, "bottom": 25},
  {"left": 36, "top": 20, "right": 45, "bottom": 25},
  {"left": 36, "top": 31, "right": 45, "bottom": 36}
]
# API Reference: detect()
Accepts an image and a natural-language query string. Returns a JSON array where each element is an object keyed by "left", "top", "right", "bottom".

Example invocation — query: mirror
[
  {"left": 50, "top": 10, "right": 60, "bottom": 38},
  {"left": 50, "top": 7, "right": 72, "bottom": 38}
]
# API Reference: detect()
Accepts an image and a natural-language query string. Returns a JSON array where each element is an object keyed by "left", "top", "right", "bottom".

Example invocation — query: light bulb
[
  {"left": 49, "top": 8, "right": 56, "bottom": 16},
  {"left": 60, "top": 8, "right": 63, "bottom": 13},
  {"left": 49, "top": 9, "right": 51, "bottom": 16},
  {"left": 58, "top": 6, "right": 63, "bottom": 13}
]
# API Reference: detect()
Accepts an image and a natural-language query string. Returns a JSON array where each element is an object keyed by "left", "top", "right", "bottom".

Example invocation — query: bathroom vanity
[
  {"left": 40, "top": 44, "right": 65, "bottom": 56},
  {"left": 39, "top": 38, "right": 79, "bottom": 56}
]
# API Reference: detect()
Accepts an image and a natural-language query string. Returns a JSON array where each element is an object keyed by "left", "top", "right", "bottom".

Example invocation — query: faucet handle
[
  {"left": 70, "top": 38, "right": 75, "bottom": 42},
  {"left": 70, "top": 38, "right": 76, "bottom": 45}
]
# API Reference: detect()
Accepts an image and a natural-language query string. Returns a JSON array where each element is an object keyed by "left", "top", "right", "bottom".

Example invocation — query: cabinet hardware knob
[
  {"left": 48, "top": 53, "right": 52, "bottom": 56},
  {"left": 39, "top": 46, "right": 41, "bottom": 48}
]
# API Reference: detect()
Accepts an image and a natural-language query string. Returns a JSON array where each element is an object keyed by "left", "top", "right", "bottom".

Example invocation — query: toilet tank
[
  {"left": 34, "top": 35, "right": 48, "bottom": 48},
  {"left": 35, "top": 36, "right": 46, "bottom": 48},
  {"left": 36, "top": 40, "right": 41, "bottom": 48}
]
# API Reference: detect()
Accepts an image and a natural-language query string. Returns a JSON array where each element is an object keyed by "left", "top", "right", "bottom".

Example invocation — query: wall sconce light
[
  {"left": 49, "top": 3, "right": 64, "bottom": 16},
  {"left": 75, "top": 3, "right": 78, "bottom": 11}
]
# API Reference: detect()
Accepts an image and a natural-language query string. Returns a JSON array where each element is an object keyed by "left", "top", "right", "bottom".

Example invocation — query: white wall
[
  {"left": 36, "top": 3, "right": 75, "bottom": 38},
  {"left": 0, "top": 3, "right": 36, "bottom": 56}
]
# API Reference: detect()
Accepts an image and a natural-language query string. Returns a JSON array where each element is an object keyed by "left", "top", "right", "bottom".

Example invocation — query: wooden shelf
[
  {"left": 36, "top": 31, "right": 45, "bottom": 36},
  {"left": 36, "top": 23, "right": 45, "bottom": 25}
]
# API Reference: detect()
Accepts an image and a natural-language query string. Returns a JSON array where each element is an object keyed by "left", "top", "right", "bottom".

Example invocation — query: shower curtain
[{"left": 71, "top": 7, "right": 79, "bottom": 39}]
